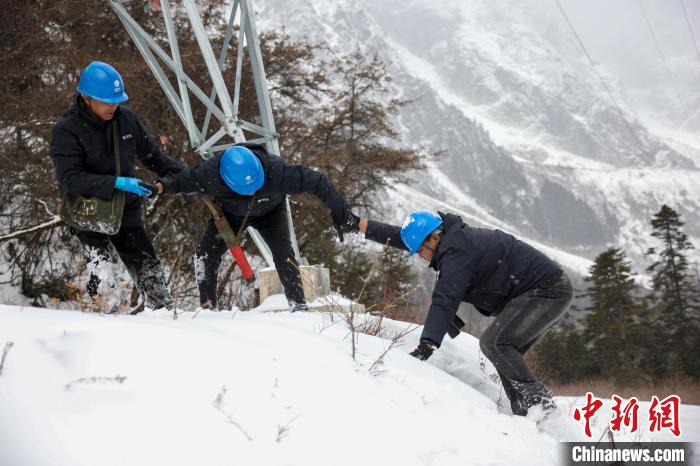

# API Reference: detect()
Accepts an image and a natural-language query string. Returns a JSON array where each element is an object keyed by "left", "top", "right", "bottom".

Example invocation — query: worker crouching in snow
[
  {"left": 155, "top": 144, "right": 357, "bottom": 312},
  {"left": 50, "top": 61, "right": 183, "bottom": 313},
  {"left": 358, "top": 211, "right": 573, "bottom": 416}
]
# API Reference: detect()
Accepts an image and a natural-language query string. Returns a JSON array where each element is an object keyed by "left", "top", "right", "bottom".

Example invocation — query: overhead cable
[
  {"left": 553, "top": 0, "right": 646, "bottom": 151},
  {"left": 637, "top": 0, "right": 697, "bottom": 132},
  {"left": 679, "top": 0, "right": 700, "bottom": 63}
]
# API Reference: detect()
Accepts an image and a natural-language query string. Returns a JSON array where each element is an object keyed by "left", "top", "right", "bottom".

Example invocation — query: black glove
[
  {"left": 331, "top": 209, "right": 359, "bottom": 242},
  {"left": 447, "top": 315, "right": 465, "bottom": 339},
  {"left": 409, "top": 340, "right": 435, "bottom": 361},
  {"left": 140, "top": 181, "right": 159, "bottom": 199}
]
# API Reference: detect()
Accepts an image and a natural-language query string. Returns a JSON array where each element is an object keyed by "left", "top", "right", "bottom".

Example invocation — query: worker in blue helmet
[
  {"left": 50, "top": 61, "right": 184, "bottom": 313},
  {"left": 218, "top": 146, "right": 265, "bottom": 195},
  {"left": 357, "top": 211, "right": 573, "bottom": 417},
  {"left": 155, "top": 143, "right": 358, "bottom": 312}
]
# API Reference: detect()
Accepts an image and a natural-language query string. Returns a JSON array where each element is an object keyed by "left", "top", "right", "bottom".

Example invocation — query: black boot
[
  {"left": 289, "top": 301, "right": 308, "bottom": 313},
  {"left": 499, "top": 376, "right": 527, "bottom": 416},
  {"left": 145, "top": 291, "right": 173, "bottom": 310},
  {"left": 510, "top": 380, "right": 556, "bottom": 416}
]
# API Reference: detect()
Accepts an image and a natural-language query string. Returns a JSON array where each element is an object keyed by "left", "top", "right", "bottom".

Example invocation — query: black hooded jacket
[
  {"left": 160, "top": 143, "right": 350, "bottom": 221},
  {"left": 50, "top": 97, "right": 184, "bottom": 227},
  {"left": 365, "top": 212, "right": 562, "bottom": 346}
]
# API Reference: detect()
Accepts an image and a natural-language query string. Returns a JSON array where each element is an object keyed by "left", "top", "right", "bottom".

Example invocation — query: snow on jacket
[
  {"left": 365, "top": 212, "right": 562, "bottom": 346},
  {"left": 50, "top": 96, "right": 184, "bottom": 228},
  {"left": 160, "top": 143, "right": 351, "bottom": 221}
]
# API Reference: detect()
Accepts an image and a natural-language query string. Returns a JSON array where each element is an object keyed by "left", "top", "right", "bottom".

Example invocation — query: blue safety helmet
[
  {"left": 400, "top": 211, "right": 443, "bottom": 255},
  {"left": 77, "top": 61, "right": 129, "bottom": 104},
  {"left": 219, "top": 146, "right": 265, "bottom": 195}
]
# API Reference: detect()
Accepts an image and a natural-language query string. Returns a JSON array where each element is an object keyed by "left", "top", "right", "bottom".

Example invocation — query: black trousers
[
  {"left": 479, "top": 273, "right": 573, "bottom": 414},
  {"left": 74, "top": 227, "right": 171, "bottom": 307},
  {"left": 196, "top": 202, "right": 304, "bottom": 308}
]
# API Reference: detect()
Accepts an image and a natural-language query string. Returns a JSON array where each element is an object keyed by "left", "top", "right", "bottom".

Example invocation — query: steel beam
[{"left": 109, "top": 0, "right": 306, "bottom": 268}]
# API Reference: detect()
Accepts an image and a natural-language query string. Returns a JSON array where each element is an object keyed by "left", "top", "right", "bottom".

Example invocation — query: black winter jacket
[
  {"left": 50, "top": 97, "right": 184, "bottom": 227},
  {"left": 365, "top": 212, "right": 562, "bottom": 346},
  {"left": 161, "top": 143, "right": 350, "bottom": 221}
]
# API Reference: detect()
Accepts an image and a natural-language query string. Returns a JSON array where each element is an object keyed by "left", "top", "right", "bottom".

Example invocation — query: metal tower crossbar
[{"left": 109, "top": 0, "right": 303, "bottom": 267}]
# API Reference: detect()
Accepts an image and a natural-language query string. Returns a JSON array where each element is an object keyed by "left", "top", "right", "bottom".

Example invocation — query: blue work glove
[{"left": 114, "top": 177, "right": 155, "bottom": 197}]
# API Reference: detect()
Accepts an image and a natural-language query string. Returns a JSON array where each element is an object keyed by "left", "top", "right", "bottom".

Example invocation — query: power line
[
  {"left": 679, "top": 0, "right": 700, "bottom": 63},
  {"left": 679, "top": 0, "right": 700, "bottom": 132},
  {"left": 553, "top": 0, "right": 646, "bottom": 151},
  {"left": 637, "top": 0, "right": 697, "bottom": 133}
]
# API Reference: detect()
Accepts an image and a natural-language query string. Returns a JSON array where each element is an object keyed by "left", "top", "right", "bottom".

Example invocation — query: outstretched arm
[
  {"left": 157, "top": 163, "right": 209, "bottom": 195},
  {"left": 277, "top": 162, "right": 349, "bottom": 220},
  {"left": 359, "top": 218, "right": 409, "bottom": 252},
  {"left": 275, "top": 160, "right": 359, "bottom": 240}
]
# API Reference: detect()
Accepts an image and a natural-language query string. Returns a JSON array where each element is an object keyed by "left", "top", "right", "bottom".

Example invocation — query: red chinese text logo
[
  {"left": 573, "top": 392, "right": 604, "bottom": 438},
  {"left": 610, "top": 395, "right": 640, "bottom": 433},
  {"left": 572, "top": 393, "right": 682, "bottom": 438},
  {"left": 648, "top": 395, "right": 681, "bottom": 437}
]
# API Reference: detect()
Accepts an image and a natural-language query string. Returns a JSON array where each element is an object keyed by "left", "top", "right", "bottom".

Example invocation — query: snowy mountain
[
  {"left": 1, "top": 304, "right": 697, "bottom": 466},
  {"left": 255, "top": 0, "right": 700, "bottom": 272}
]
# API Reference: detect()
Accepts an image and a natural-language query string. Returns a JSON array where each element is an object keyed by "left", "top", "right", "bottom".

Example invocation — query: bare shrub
[
  {"left": 64, "top": 374, "right": 127, "bottom": 390},
  {"left": 212, "top": 385, "right": 254, "bottom": 441},
  {"left": 0, "top": 341, "right": 14, "bottom": 376}
]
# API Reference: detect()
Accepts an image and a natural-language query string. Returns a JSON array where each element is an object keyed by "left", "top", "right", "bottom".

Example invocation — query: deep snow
[{"left": 0, "top": 302, "right": 697, "bottom": 466}]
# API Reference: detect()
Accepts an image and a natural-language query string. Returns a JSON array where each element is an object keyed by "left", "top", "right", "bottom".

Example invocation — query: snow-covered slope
[
  {"left": 255, "top": 0, "right": 700, "bottom": 270},
  {"left": 0, "top": 304, "right": 697, "bottom": 466}
]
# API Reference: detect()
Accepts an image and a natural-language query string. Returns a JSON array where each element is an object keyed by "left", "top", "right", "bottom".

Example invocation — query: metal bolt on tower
[{"left": 108, "top": 0, "right": 303, "bottom": 267}]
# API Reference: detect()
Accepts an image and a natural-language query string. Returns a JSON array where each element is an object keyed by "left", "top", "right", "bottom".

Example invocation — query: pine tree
[
  {"left": 645, "top": 205, "right": 699, "bottom": 376},
  {"left": 534, "top": 324, "right": 595, "bottom": 383},
  {"left": 582, "top": 247, "right": 642, "bottom": 381},
  {"left": 283, "top": 50, "right": 425, "bottom": 313}
]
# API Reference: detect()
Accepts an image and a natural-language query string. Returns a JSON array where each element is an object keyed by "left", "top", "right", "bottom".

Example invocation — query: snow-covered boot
[
  {"left": 144, "top": 291, "right": 173, "bottom": 311},
  {"left": 198, "top": 300, "right": 219, "bottom": 312},
  {"left": 499, "top": 376, "right": 527, "bottom": 416},
  {"left": 134, "top": 256, "right": 172, "bottom": 311},
  {"left": 510, "top": 380, "right": 556, "bottom": 416},
  {"left": 289, "top": 301, "right": 308, "bottom": 313}
]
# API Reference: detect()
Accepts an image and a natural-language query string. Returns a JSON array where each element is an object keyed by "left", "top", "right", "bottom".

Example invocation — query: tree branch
[{"left": 0, "top": 216, "right": 63, "bottom": 243}]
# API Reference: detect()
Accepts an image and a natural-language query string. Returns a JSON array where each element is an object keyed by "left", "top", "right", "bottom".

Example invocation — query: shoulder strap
[
  {"left": 235, "top": 193, "right": 257, "bottom": 239},
  {"left": 112, "top": 120, "right": 120, "bottom": 177}
]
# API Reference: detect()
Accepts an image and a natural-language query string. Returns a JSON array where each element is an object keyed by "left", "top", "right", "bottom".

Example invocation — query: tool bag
[{"left": 60, "top": 120, "right": 125, "bottom": 235}]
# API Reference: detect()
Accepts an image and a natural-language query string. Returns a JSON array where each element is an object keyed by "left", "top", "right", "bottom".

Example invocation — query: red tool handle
[{"left": 230, "top": 244, "right": 255, "bottom": 282}]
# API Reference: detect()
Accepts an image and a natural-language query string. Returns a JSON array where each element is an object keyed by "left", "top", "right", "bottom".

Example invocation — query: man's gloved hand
[
  {"left": 140, "top": 181, "right": 158, "bottom": 199},
  {"left": 331, "top": 208, "right": 359, "bottom": 243},
  {"left": 115, "top": 177, "right": 154, "bottom": 198},
  {"left": 409, "top": 339, "right": 435, "bottom": 361}
]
